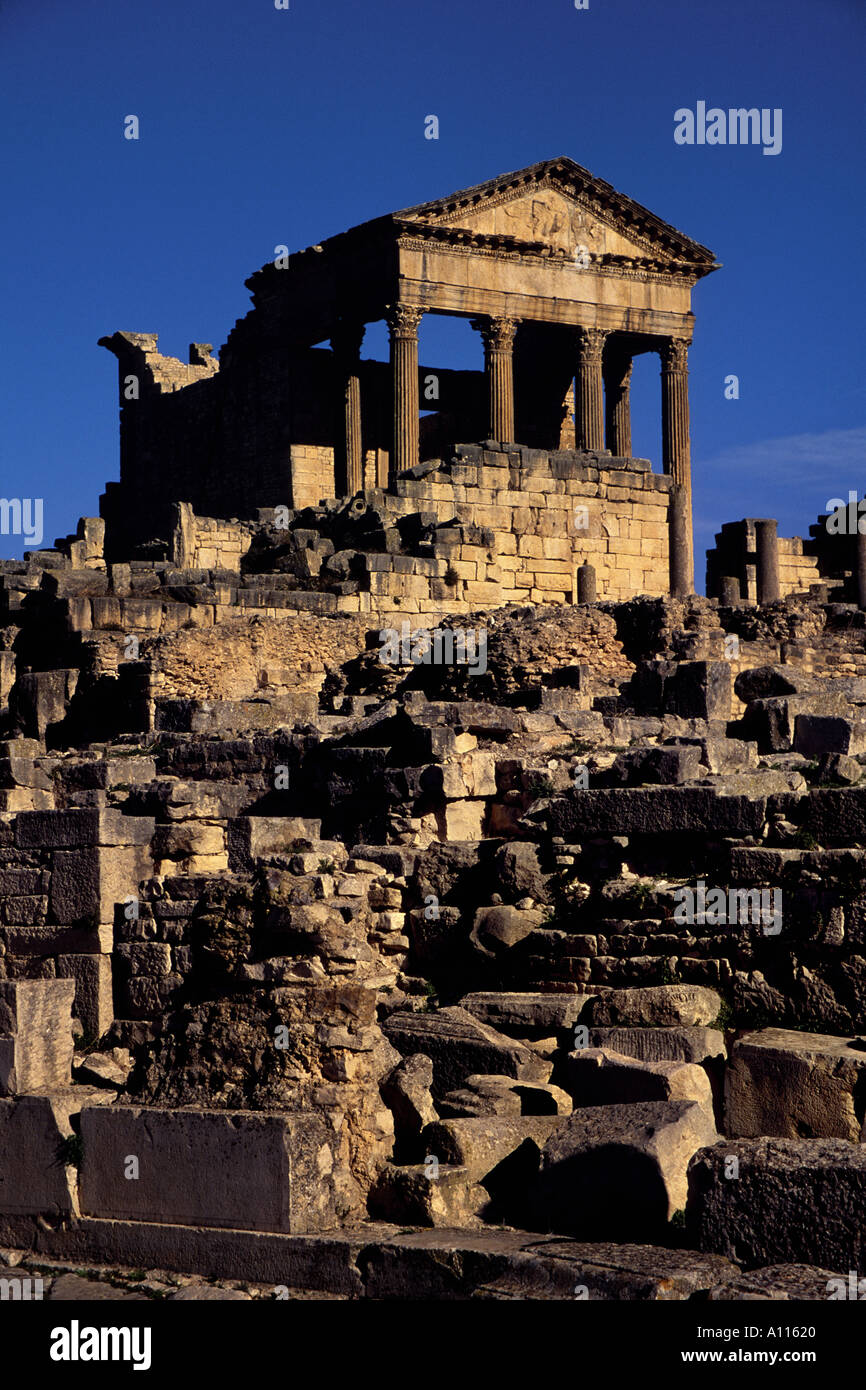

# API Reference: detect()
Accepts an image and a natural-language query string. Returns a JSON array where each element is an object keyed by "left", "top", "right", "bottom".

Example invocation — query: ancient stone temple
[
  {"left": 4, "top": 160, "right": 866, "bottom": 1305},
  {"left": 99, "top": 158, "right": 717, "bottom": 598}
]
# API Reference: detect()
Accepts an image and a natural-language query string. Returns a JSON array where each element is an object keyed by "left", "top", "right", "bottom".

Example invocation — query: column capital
[
  {"left": 660, "top": 336, "right": 690, "bottom": 372},
  {"left": 330, "top": 319, "right": 366, "bottom": 360},
  {"left": 576, "top": 325, "right": 607, "bottom": 363},
  {"left": 385, "top": 303, "right": 424, "bottom": 339},
  {"left": 471, "top": 315, "right": 518, "bottom": 351}
]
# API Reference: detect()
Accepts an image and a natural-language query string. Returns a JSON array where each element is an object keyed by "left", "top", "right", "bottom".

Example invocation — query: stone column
[
  {"left": 604, "top": 353, "right": 633, "bottom": 457},
  {"left": 386, "top": 303, "right": 424, "bottom": 483},
  {"left": 576, "top": 562, "right": 597, "bottom": 604},
  {"left": 857, "top": 526, "right": 866, "bottom": 611},
  {"left": 660, "top": 337, "right": 693, "bottom": 592},
  {"left": 669, "top": 484, "right": 691, "bottom": 599},
  {"left": 755, "top": 520, "right": 781, "bottom": 604},
  {"left": 575, "top": 327, "right": 606, "bottom": 452},
  {"left": 330, "top": 321, "right": 365, "bottom": 496},
  {"left": 472, "top": 315, "right": 518, "bottom": 443}
]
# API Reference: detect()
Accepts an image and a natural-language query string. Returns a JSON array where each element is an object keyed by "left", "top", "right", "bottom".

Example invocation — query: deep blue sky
[{"left": 1, "top": 0, "right": 863, "bottom": 578}]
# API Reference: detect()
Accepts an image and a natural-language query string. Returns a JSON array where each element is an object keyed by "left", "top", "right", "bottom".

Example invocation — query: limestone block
[
  {"left": 0, "top": 1092, "right": 102, "bottom": 1216},
  {"left": 460, "top": 992, "right": 588, "bottom": 1037},
  {"left": 380, "top": 1053, "right": 437, "bottom": 1153},
  {"left": 687, "top": 1138, "right": 866, "bottom": 1271},
  {"left": 152, "top": 821, "right": 225, "bottom": 861},
  {"left": 469, "top": 904, "right": 545, "bottom": 956},
  {"left": 794, "top": 714, "right": 866, "bottom": 757},
  {"left": 226, "top": 815, "right": 320, "bottom": 870},
  {"left": 0, "top": 979, "right": 75, "bottom": 1094},
  {"left": 49, "top": 844, "right": 152, "bottom": 925},
  {"left": 79, "top": 1105, "right": 337, "bottom": 1234},
  {"left": 531, "top": 1100, "right": 718, "bottom": 1238},
  {"left": 56, "top": 955, "right": 114, "bottom": 1041},
  {"left": 384, "top": 1006, "right": 551, "bottom": 1099},
  {"left": 438, "top": 1074, "right": 572, "bottom": 1118},
  {"left": 588, "top": 1027, "right": 726, "bottom": 1068},
  {"left": 423, "top": 1115, "right": 560, "bottom": 1181},
  {"left": 16, "top": 809, "right": 153, "bottom": 850},
  {"left": 568, "top": 1047, "right": 713, "bottom": 1110},
  {"left": 589, "top": 985, "right": 722, "bottom": 1028},
  {"left": 435, "top": 750, "right": 497, "bottom": 800},
  {"left": 441, "top": 800, "right": 485, "bottom": 841},
  {"left": 725, "top": 1029, "right": 866, "bottom": 1141}
]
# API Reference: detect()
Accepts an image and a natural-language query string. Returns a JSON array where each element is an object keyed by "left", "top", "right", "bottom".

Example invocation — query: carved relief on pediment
[
  {"left": 500, "top": 191, "right": 604, "bottom": 255},
  {"left": 427, "top": 183, "right": 671, "bottom": 263}
]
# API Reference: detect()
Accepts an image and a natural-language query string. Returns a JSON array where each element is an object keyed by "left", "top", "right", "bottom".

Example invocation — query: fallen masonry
[
  {"left": 4, "top": 160, "right": 866, "bottom": 1301},
  {"left": 3, "top": 568, "right": 866, "bottom": 1297}
]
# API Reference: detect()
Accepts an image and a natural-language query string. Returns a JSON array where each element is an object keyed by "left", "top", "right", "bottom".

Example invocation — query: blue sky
[{"left": 1, "top": 0, "right": 863, "bottom": 580}]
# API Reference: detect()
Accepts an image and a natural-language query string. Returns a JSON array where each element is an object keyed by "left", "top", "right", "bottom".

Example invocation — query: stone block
[
  {"left": 16, "top": 809, "right": 153, "bottom": 850},
  {"left": 56, "top": 955, "right": 114, "bottom": 1041},
  {"left": 0, "top": 1093, "right": 88, "bottom": 1216},
  {"left": 725, "top": 1029, "right": 866, "bottom": 1141},
  {"left": 441, "top": 800, "right": 486, "bottom": 841},
  {"left": 589, "top": 985, "right": 722, "bottom": 1028},
  {"left": 79, "top": 1105, "right": 337, "bottom": 1234},
  {"left": 588, "top": 1027, "right": 726, "bottom": 1068},
  {"left": 687, "top": 1137, "right": 866, "bottom": 1271},
  {"left": 384, "top": 1006, "right": 550, "bottom": 1099},
  {"left": 794, "top": 714, "right": 866, "bottom": 758},
  {"left": 227, "top": 816, "right": 323, "bottom": 871},
  {"left": 49, "top": 844, "right": 152, "bottom": 925},
  {"left": 568, "top": 1047, "right": 713, "bottom": 1110},
  {"left": 0, "top": 979, "right": 75, "bottom": 1095},
  {"left": 459, "top": 992, "right": 588, "bottom": 1037},
  {"left": 531, "top": 1100, "right": 718, "bottom": 1239}
]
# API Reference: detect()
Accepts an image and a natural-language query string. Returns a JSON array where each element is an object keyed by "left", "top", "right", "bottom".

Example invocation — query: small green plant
[
  {"left": 657, "top": 961, "right": 678, "bottom": 986},
  {"left": 526, "top": 772, "right": 554, "bottom": 796},
  {"left": 713, "top": 998, "right": 734, "bottom": 1031},
  {"left": 55, "top": 1134, "right": 83, "bottom": 1170},
  {"left": 317, "top": 857, "right": 336, "bottom": 874},
  {"left": 444, "top": 566, "right": 460, "bottom": 586},
  {"left": 792, "top": 828, "right": 819, "bottom": 850},
  {"left": 670, "top": 1209, "right": 686, "bottom": 1229}
]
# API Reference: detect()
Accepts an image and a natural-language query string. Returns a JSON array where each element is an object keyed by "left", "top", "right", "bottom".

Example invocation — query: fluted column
[
  {"left": 604, "top": 353, "right": 633, "bottom": 457},
  {"left": 575, "top": 326, "right": 606, "bottom": 452},
  {"left": 330, "top": 321, "right": 365, "bottom": 496},
  {"left": 386, "top": 303, "right": 424, "bottom": 484},
  {"left": 471, "top": 315, "right": 518, "bottom": 443},
  {"left": 660, "top": 336, "right": 694, "bottom": 593}
]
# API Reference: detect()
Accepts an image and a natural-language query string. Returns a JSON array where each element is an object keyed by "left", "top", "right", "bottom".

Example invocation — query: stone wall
[{"left": 707, "top": 519, "right": 822, "bottom": 602}]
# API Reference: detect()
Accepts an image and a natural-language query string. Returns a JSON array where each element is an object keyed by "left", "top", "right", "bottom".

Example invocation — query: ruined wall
[
  {"left": 707, "top": 519, "right": 823, "bottom": 602},
  {"left": 100, "top": 330, "right": 487, "bottom": 550}
]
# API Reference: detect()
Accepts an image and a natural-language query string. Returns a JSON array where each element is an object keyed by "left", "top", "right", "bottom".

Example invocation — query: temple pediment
[{"left": 394, "top": 158, "right": 716, "bottom": 271}]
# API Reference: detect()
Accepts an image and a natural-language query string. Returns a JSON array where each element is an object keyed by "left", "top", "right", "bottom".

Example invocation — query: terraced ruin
[{"left": 2, "top": 161, "right": 865, "bottom": 1303}]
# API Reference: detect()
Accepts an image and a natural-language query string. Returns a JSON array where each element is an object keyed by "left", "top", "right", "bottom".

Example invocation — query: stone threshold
[{"left": 0, "top": 1215, "right": 737, "bottom": 1299}]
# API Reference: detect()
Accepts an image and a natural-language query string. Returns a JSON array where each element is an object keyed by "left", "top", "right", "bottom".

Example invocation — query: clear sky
[{"left": 1, "top": 0, "right": 863, "bottom": 580}]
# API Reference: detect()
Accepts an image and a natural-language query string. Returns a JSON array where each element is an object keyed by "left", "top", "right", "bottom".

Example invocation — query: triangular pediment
[{"left": 393, "top": 158, "right": 716, "bottom": 268}]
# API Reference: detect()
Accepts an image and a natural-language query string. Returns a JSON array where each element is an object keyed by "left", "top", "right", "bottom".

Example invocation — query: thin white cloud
[{"left": 694, "top": 426, "right": 866, "bottom": 541}]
